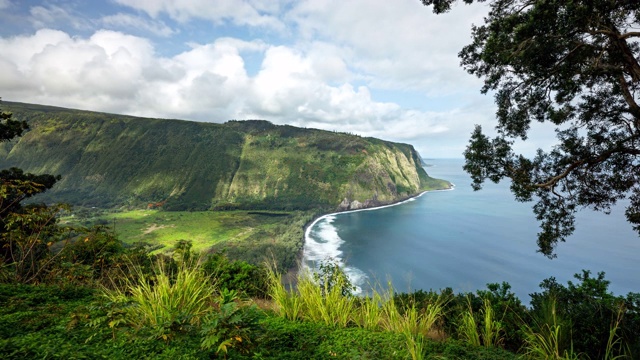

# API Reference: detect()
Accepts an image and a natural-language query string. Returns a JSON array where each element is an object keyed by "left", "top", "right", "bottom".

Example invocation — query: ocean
[{"left": 303, "top": 158, "right": 640, "bottom": 302}]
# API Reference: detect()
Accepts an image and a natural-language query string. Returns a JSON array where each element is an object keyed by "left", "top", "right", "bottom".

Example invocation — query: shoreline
[{"left": 294, "top": 184, "right": 455, "bottom": 277}]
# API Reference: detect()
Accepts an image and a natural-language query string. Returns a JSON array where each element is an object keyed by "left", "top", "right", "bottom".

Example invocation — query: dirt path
[{"left": 143, "top": 223, "right": 174, "bottom": 235}]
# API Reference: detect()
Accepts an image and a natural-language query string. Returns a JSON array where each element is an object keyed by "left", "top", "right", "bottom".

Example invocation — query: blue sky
[{"left": 0, "top": 0, "right": 554, "bottom": 158}]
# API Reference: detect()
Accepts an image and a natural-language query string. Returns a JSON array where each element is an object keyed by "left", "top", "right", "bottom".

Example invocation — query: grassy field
[{"left": 64, "top": 208, "right": 318, "bottom": 268}]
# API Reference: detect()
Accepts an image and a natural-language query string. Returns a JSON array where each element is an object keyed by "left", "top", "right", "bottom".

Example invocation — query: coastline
[{"left": 295, "top": 183, "right": 455, "bottom": 278}]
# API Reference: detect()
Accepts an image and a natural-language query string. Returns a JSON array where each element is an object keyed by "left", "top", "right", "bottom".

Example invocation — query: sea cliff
[{"left": 1, "top": 101, "right": 450, "bottom": 211}]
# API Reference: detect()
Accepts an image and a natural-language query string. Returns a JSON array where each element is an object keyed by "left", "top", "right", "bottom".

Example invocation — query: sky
[{"left": 0, "top": 0, "right": 552, "bottom": 158}]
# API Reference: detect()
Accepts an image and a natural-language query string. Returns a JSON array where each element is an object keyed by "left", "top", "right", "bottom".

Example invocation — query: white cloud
[
  {"left": 287, "top": 0, "right": 488, "bottom": 93},
  {"left": 29, "top": 4, "right": 92, "bottom": 31},
  {"left": 114, "top": 0, "right": 286, "bottom": 30},
  {"left": 0, "top": 0, "right": 11, "bottom": 10},
  {"left": 0, "top": 27, "right": 483, "bottom": 152},
  {"left": 0, "top": 29, "right": 155, "bottom": 112},
  {"left": 101, "top": 13, "right": 175, "bottom": 37},
  {"left": 0, "top": 0, "right": 506, "bottom": 158}
]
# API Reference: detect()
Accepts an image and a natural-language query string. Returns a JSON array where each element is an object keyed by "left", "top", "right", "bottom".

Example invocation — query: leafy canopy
[
  {"left": 0, "top": 101, "right": 61, "bottom": 282},
  {"left": 421, "top": 0, "right": 640, "bottom": 257}
]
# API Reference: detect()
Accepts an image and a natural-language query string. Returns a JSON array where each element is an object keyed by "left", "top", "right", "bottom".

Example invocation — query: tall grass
[
  {"left": 459, "top": 305, "right": 481, "bottom": 346},
  {"left": 481, "top": 298, "right": 504, "bottom": 347},
  {"left": 265, "top": 263, "right": 302, "bottom": 321},
  {"left": 265, "top": 263, "right": 448, "bottom": 360},
  {"left": 297, "top": 270, "right": 355, "bottom": 327},
  {"left": 380, "top": 286, "right": 447, "bottom": 360},
  {"left": 604, "top": 303, "right": 631, "bottom": 360},
  {"left": 357, "top": 287, "right": 385, "bottom": 330},
  {"left": 458, "top": 296, "right": 504, "bottom": 348},
  {"left": 101, "top": 257, "right": 217, "bottom": 330},
  {"left": 520, "top": 297, "right": 579, "bottom": 360}
]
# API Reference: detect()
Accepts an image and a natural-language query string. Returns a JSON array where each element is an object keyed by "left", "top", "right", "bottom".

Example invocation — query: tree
[
  {"left": 0, "top": 101, "right": 62, "bottom": 282},
  {"left": 421, "top": 0, "right": 640, "bottom": 257}
]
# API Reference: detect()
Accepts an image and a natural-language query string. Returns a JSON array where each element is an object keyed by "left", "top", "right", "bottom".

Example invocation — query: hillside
[{"left": 0, "top": 101, "right": 449, "bottom": 211}]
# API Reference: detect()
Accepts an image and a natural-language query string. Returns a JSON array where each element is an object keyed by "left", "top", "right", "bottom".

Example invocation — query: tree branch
[
  {"left": 618, "top": 74, "right": 640, "bottom": 119},
  {"left": 620, "top": 31, "right": 640, "bottom": 40},
  {"left": 534, "top": 142, "right": 640, "bottom": 189}
]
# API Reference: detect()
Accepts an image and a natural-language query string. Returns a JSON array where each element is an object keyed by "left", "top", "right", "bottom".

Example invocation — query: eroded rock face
[
  {"left": 350, "top": 200, "right": 363, "bottom": 210},
  {"left": 336, "top": 197, "right": 384, "bottom": 211},
  {"left": 362, "top": 198, "right": 380, "bottom": 208},
  {"left": 338, "top": 198, "right": 350, "bottom": 211}
]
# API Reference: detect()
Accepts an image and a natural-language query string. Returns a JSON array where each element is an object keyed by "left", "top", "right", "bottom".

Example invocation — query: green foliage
[
  {"left": 458, "top": 303, "right": 481, "bottom": 347},
  {"left": 69, "top": 209, "right": 315, "bottom": 271},
  {"left": 529, "top": 271, "right": 639, "bottom": 359},
  {"left": 1, "top": 270, "right": 637, "bottom": 359},
  {"left": 381, "top": 286, "right": 448, "bottom": 360},
  {"left": 99, "top": 257, "right": 217, "bottom": 337},
  {"left": 0, "top": 106, "right": 28, "bottom": 143},
  {"left": 250, "top": 316, "right": 412, "bottom": 360},
  {"left": 0, "top": 283, "right": 209, "bottom": 359},
  {"left": 210, "top": 210, "right": 316, "bottom": 270},
  {"left": 312, "top": 259, "right": 356, "bottom": 297},
  {"left": 297, "top": 268, "right": 356, "bottom": 327},
  {"left": 604, "top": 304, "right": 631, "bottom": 360},
  {"left": 408, "top": 283, "right": 525, "bottom": 352},
  {"left": 200, "top": 288, "right": 263, "bottom": 356},
  {"left": 1, "top": 203, "right": 69, "bottom": 283},
  {"left": 202, "top": 252, "right": 268, "bottom": 298},
  {"left": 266, "top": 263, "right": 450, "bottom": 359},
  {"left": 520, "top": 297, "right": 579, "bottom": 360},
  {"left": 254, "top": 296, "right": 514, "bottom": 360},
  {"left": 53, "top": 226, "right": 125, "bottom": 284},
  {"left": 1, "top": 101, "right": 448, "bottom": 212},
  {"left": 265, "top": 264, "right": 303, "bottom": 321},
  {"left": 456, "top": 296, "right": 507, "bottom": 349},
  {"left": 0, "top": 105, "right": 64, "bottom": 284},
  {"left": 422, "top": 0, "right": 640, "bottom": 257},
  {"left": 90, "top": 257, "right": 266, "bottom": 356}
]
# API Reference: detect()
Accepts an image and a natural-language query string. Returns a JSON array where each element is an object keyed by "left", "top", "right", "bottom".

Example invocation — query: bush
[
  {"left": 249, "top": 316, "right": 409, "bottom": 360},
  {"left": 529, "top": 271, "right": 640, "bottom": 359},
  {"left": 201, "top": 252, "right": 269, "bottom": 298}
]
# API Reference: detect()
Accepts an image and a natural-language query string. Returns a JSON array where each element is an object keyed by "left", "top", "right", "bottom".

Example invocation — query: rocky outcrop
[
  {"left": 349, "top": 200, "right": 363, "bottom": 210},
  {"left": 338, "top": 198, "right": 351, "bottom": 211},
  {"left": 336, "top": 196, "right": 385, "bottom": 211}
]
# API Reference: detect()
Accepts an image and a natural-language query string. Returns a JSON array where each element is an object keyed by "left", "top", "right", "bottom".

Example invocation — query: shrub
[
  {"left": 202, "top": 252, "right": 268, "bottom": 298},
  {"left": 99, "top": 257, "right": 217, "bottom": 338},
  {"left": 200, "top": 289, "right": 263, "bottom": 356},
  {"left": 530, "top": 271, "right": 639, "bottom": 359}
]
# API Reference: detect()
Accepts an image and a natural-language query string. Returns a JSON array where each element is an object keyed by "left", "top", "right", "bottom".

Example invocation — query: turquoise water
[{"left": 303, "top": 159, "right": 640, "bottom": 302}]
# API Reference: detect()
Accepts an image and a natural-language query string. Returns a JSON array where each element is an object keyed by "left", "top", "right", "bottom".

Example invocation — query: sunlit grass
[
  {"left": 296, "top": 269, "right": 356, "bottom": 327},
  {"left": 265, "top": 263, "right": 303, "bottom": 321},
  {"left": 266, "top": 263, "right": 448, "bottom": 360},
  {"left": 459, "top": 307, "right": 481, "bottom": 346},
  {"left": 67, "top": 209, "right": 300, "bottom": 253},
  {"left": 101, "top": 258, "right": 218, "bottom": 331}
]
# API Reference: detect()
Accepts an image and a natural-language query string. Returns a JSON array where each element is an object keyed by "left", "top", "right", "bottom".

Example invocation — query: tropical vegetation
[
  {"left": 0, "top": 101, "right": 449, "bottom": 212},
  {"left": 1, "top": 241, "right": 638, "bottom": 359},
  {"left": 2, "top": 101, "right": 636, "bottom": 357}
]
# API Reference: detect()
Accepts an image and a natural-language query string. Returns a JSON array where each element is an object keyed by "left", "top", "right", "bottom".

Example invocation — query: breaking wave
[{"left": 302, "top": 191, "right": 450, "bottom": 294}]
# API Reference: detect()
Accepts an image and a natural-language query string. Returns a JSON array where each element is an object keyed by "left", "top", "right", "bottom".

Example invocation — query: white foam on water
[
  {"left": 303, "top": 215, "right": 368, "bottom": 294},
  {"left": 342, "top": 265, "right": 367, "bottom": 295},
  {"left": 302, "top": 189, "right": 456, "bottom": 295},
  {"left": 303, "top": 215, "right": 343, "bottom": 263}
]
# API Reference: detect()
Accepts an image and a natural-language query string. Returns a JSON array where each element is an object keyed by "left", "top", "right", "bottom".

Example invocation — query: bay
[{"left": 303, "top": 158, "right": 640, "bottom": 302}]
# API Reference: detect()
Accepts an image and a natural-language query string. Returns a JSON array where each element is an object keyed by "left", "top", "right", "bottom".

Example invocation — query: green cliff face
[{"left": 1, "top": 101, "right": 450, "bottom": 210}]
